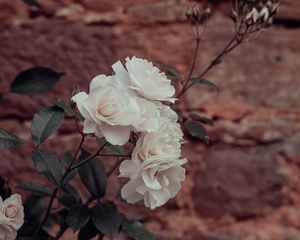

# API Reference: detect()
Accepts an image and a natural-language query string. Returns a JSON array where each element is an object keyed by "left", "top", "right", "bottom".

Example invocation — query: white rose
[
  {"left": 72, "top": 74, "right": 140, "bottom": 145},
  {"left": 0, "top": 225, "right": 17, "bottom": 240},
  {"left": 119, "top": 157, "right": 186, "bottom": 209},
  {"left": 119, "top": 120, "right": 185, "bottom": 209},
  {"left": 132, "top": 120, "right": 183, "bottom": 163},
  {"left": 132, "top": 97, "right": 160, "bottom": 133},
  {"left": 113, "top": 57, "right": 176, "bottom": 103},
  {"left": 0, "top": 194, "right": 24, "bottom": 231},
  {"left": 155, "top": 102, "right": 178, "bottom": 123}
]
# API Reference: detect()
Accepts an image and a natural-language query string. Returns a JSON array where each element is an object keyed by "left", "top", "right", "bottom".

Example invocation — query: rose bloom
[
  {"left": 120, "top": 157, "right": 186, "bottom": 209},
  {"left": 113, "top": 57, "right": 176, "bottom": 103},
  {"left": 119, "top": 120, "right": 186, "bottom": 209},
  {"left": 0, "top": 194, "right": 24, "bottom": 239},
  {"left": 132, "top": 119, "right": 183, "bottom": 162},
  {"left": 0, "top": 225, "right": 17, "bottom": 240},
  {"left": 72, "top": 74, "right": 140, "bottom": 145}
]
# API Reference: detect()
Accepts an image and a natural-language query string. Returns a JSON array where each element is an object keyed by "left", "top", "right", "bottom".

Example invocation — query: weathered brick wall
[{"left": 1, "top": 0, "right": 300, "bottom": 239}]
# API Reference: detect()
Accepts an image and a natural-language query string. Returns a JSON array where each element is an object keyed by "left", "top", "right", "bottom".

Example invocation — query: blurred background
[{"left": 0, "top": 0, "right": 300, "bottom": 239}]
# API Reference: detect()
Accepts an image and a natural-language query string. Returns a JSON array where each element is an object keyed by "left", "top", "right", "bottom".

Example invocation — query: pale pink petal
[
  {"left": 83, "top": 120, "right": 97, "bottom": 134},
  {"left": 119, "top": 160, "right": 137, "bottom": 177},
  {"left": 100, "top": 123, "right": 131, "bottom": 145},
  {"left": 141, "top": 171, "right": 161, "bottom": 190},
  {"left": 121, "top": 179, "right": 144, "bottom": 204}
]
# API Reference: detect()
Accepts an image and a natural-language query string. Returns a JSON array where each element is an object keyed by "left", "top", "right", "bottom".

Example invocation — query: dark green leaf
[
  {"left": 191, "top": 78, "right": 219, "bottom": 91},
  {"left": 78, "top": 221, "right": 101, "bottom": 240},
  {"left": 98, "top": 138, "right": 126, "bottom": 155},
  {"left": 66, "top": 205, "right": 90, "bottom": 231},
  {"left": 189, "top": 114, "right": 214, "bottom": 126},
  {"left": 32, "top": 149, "right": 64, "bottom": 186},
  {"left": 31, "top": 106, "right": 64, "bottom": 144},
  {"left": 0, "top": 128, "right": 23, "bottom": 148},
  {"left": 107, "top": 145, "right": 126, "bottom": 155},
  {"left": 17, "top": 222, "right": 51, "bottom": 240},
  {"left": 92, "top": 203, "right": 122, "bottom": 240},
  {"left": 184, "top": 122, "right": 209, "bottom": 144},
  {"left": 55, "top": 100, "right": 75, "bottom": 116},
  {"left": 23, "top": 195, "right": 45, "bottom": 222},
  {"left": 59, "top": 151, "right": 73, "bottom": 167},
  {"left": 55, "top": 100, "right": 84, "bottom": 121},
  {"left": 123, "top": 221, "right": 155, "bottom": 240},
  {"left": 22, "top": 0, "right": 41, "bottom": 8},
  {"left": 18, "top": 183, "right": 53, "bottom": 197},
  {"left": 11, "top": 67, "right": 63, "bottom": 95},
  {"left": 166, "top": 74, "right": 181, "bottom": 81},
  {"left": 78, "top": 151, "right": 107, "bottom": 198},
  {"left": 155, "top": 61, "right": 180, "bottom": 77},
  {"left": 61, "top": 183, "right": 81, "bottom": 204},
  {"left": 59, "top": 152, "right": 78, "bottom": 182},
  {"left": 0, "top": 177, "right": 12, "bottom": 200},
  {"left": 56, "top": 209, "right": 69, "bottom": 231}
]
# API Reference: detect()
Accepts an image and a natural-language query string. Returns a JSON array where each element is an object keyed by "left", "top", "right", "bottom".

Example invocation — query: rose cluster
[
  {"left": 0, "top": 194, "right": 24, "bottom": 240},
  {"left": 72, "top": 57, "right": 186, "bottom": 209}
]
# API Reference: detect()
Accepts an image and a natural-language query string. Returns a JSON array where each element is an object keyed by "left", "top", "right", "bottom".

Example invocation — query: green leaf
[
  {"left": 59, "top": 151, "right": 73, "bottom": 167},
  {"left": 66, "top": 205, "right": 90, "bottom": 231},
  {"left": 155, "top": 61, "right": 180, "bottom": 77},
  {"left": 0, "top": 128, "right": 23, "bottom": 148},
  {"left": 97, "top": 138, "right": 126, "bottom": 155},
  {"left": 32, "top": 149, "right": 64, "bottom": 186},
  {"left": 184, "top": 122, "right": 209, "bottom": 144},
  {"left": 22, "top": 0, "right": 41, "bottom": 8},
  {"left": 166, "top": 74, "right": 181, "bottom": 81},
  {"left": 55, "top": 100, "right": 75, "bottom": 116},
  {"left": 0, "top": 177, "right": 12, "bottom": 200},
  {"left": 23, "top": 195, "right": 46, "bottom": 222},
  {"left": 59, "top": 152, "right": 78, "bottom": 182},
  {"left": 31, "top": 106, "right": 64, "bottom": 144},
  {"left": 191, "top": 78, "right": 219, "bottom": 91},
  {"left": 189, "top": 114, "right": 214, "bottom": 126},
  {"left": 61, "top": 183, "right": 81, "bottom": 204},
  {"left": 78, "top": 221, "right": 101, "bottom": 240},
  {"left": 11, "top": 67, "right": 63, "bottom": 95},
  {"left": 55, "top": 100, "right": 84, "bottom": 121},
  {"left": 92, "top": 203, "right": 122, "bottom": 240},
  {"left": 78, "top": 151, "right": 107, "bottom": 198},
  {"left": 18, "top": 183, "right": 53, "bottom": 197},
  {"left": 123, "top": 221, "right": 155, "bottom": 240}
]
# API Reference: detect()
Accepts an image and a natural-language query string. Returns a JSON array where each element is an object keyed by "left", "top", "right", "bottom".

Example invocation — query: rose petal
[
  {"left": 100, "top": 123, "right": 130, "bottom": 145},
  {"left": 119, "top": 160, "right": 137, "bottom": 178},
  {"left": 141, "top": 171, "right": 161, "bottom": 190},
  {"left": 121, "top": 179, "right": 144, "bottom": 204}
]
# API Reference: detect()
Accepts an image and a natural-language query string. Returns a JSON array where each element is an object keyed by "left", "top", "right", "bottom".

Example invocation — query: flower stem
[
  {"left": 32, "top": 188, "right": 58, "bottom": 240},
  {"left": 176, "top": 36, "right": 238, "bottom": 99},
  {"left": 31, "top": 139, "right": 107, "bottom": 240}
]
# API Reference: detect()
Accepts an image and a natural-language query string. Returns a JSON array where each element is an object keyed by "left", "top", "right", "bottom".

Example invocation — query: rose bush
[{"left": 0, "top": 1, "right": 279, "bottom": 238}]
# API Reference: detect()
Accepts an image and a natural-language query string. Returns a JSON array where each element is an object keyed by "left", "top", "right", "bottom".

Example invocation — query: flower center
[
  {"left": 5, "top": 205, "right": 18, "bottom": 218},
  {"left": 97, "top": 102, "right": 117, "bottom": 117}
]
